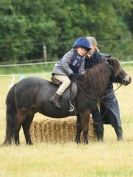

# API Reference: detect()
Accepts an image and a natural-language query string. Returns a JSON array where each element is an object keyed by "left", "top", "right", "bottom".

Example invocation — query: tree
[{"left": 0, "top": 0, "right": 132, "bottom": 62}]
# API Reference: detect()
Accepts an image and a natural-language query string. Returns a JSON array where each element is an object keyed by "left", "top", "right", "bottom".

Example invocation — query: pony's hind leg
[
  {"left": 15, "top": 109, "right": 27, "bottom": 145},
  {"left": 22, "top": 114, "right": 34, "bottom": 145}
]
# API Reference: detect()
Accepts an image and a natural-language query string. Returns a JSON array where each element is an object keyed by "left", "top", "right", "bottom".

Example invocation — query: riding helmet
[{"left": 73, "top": 37, "right": 93, "bottom": 50}]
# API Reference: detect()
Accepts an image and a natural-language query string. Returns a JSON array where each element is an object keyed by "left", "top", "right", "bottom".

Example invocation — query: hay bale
[{"left": 30, "top": 115, "right": 96, "bottom": 143}]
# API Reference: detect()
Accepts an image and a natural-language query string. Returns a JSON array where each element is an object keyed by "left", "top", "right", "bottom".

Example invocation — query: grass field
[{"left": 0, "top": 65, "right": 133, "bottom": 177}]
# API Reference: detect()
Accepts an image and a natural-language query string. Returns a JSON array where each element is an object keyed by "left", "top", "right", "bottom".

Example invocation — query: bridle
[
  {"left": 75, "top": 61, "right": 127, "bottom": 101},
  {"left": 75, "top": 79, "right": 123, "bottom": 101}
]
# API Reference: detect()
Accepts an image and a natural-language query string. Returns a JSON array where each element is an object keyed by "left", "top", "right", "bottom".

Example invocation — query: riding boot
[
  {"left": 49, "top": 93, "right": 61, "bottom": 108},
  {"left": 114, "top": 126, "right": 123, "bottom": 141}
]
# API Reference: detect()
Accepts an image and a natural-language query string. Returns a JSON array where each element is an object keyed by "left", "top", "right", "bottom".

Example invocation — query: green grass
[
  {"left": 0, "top": 63, "right": 55, "bottom": 74},
  {"left": 0, "top": 66, "right": 133, "bottom": 177},
  {"left": 0, "top": 142, "right": 133, "bottom": 177}
]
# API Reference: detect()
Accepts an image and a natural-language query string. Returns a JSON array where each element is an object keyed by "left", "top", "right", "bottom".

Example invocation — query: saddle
[
  {"left": 51, "top": 76, "right": 62, "bottom": 86},
  {"left": 51, "top": 76, "right": 77, "bottom": 112}
]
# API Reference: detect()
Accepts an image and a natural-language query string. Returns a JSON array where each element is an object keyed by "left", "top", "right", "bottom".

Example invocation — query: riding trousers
[{"left": 53, "top": 74, "right": 71, "bottom": 95}]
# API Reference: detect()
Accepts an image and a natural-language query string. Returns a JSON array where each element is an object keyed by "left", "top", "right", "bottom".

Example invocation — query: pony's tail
[{"left": 3, "top": 84, "right": 17, "bottom": 145}]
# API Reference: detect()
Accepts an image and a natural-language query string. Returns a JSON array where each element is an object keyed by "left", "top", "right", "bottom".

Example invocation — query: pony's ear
[
  {"left": 106, "top": 58, "right": 114, "bottom": 65},
  {"left": 107, "top": 58, "right": 121, "bottom": 77}
]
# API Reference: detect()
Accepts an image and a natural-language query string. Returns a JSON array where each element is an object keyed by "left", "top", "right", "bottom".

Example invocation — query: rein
[{"left": 75, "top": 79, "right": 123, "bottom": 101}]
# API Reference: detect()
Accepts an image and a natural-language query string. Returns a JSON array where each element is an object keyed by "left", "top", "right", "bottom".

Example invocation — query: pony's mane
[
  {"left": 83, "top": 62, "right": 111, "bottom": 96},
  {"left": 82, "top": 58, "right": 121, "bottom": 97}
]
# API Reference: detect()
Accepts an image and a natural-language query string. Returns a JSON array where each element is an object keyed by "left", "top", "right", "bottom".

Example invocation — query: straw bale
[{"left": 30, "top": 115, "right": 96, "bottom": 143}]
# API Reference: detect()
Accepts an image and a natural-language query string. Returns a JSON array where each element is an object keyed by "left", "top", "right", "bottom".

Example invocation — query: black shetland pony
[{"left": 3, "top": 58, "right": 131, "bottom": 145}]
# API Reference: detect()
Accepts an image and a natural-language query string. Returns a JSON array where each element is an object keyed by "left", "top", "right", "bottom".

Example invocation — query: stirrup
[{"left": 69, "top": 101, "right": 74, "bottom": 112}]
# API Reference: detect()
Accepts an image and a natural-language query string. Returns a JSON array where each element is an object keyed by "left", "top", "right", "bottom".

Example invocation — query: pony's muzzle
[{"left": 123, "top": 75, "right": 132, "bottom": 85}]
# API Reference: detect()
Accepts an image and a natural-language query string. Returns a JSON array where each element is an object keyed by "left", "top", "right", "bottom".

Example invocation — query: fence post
[{"left": 43, "top": 45, "right": 47, "bottom": 62}]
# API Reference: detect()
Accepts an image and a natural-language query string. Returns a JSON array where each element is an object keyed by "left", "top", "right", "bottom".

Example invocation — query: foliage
[{"left": 0, "top": 0, "right": 132, "bottom": 62}]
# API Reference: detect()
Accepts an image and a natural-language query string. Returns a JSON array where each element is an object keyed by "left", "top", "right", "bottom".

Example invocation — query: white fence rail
[
  {"left": 0, "top": 60, "right": 133, "bottom": 68},
  {"left": 0, "top": 61, "right": 56, "bottom": 67},
  {"left": 0, "top": 60, "right": 132, "bottom": 77}
]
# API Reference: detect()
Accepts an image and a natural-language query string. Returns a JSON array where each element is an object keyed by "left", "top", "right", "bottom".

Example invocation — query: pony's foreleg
[
  {"left": 80, "top": 111, "right": 90, "bottom": 144},
  {"left": 75, "top": 115, "right": 82, "bottom": 144},
  {"left": 22, "top": 114, "right": 34, "bottom": 145},
  {"left": 92, "top": 108, "right": 104, "bottom": 142},
  {"left": 15, "top": 109, "right": 27, "bottom": 145}
]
